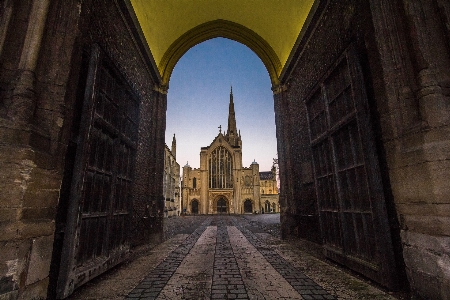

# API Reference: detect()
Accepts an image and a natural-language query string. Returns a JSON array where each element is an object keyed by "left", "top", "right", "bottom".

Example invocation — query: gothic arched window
[{"left": 209, "top": 146, "right": 233, "bottom": 189}]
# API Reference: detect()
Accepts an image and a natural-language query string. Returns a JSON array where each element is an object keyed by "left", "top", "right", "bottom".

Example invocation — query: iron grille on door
[
  {"left": 57, "top": 45, "right": 139, "bottom": 298},
  {"left": 306, "top": 47, "right": 398, "bottom": 288}
]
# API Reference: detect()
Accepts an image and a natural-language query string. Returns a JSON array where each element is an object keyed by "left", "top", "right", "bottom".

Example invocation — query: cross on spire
[{"left": 218, "top": 125, "right": 222, "bottom": 133}]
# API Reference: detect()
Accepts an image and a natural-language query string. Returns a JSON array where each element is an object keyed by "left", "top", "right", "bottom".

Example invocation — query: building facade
[
  {"left": 163, "top": 135, "right": 181, "bottom": 217},
  {"left": 260, "top": 167, "right": 279, "bottom": 213},
  {"left": 182, "top": 89, "right": 278, "bottom": 215}
]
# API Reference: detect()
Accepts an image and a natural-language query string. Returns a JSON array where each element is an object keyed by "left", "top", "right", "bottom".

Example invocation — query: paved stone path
[
  {"left": 69, "top": 215, "right": 397, "bottom": 300},
  {"left": 125, "top": 219, "right": 211, "bottom": 299},
  {"left": 158, "top": 225, "right": 216, "bottom": 299},
  {"left": 227, "top": 226, "right": 301, "bottom": 299},
  {"left": 126, "top": 216, "right": 336, "bottom": 299}
]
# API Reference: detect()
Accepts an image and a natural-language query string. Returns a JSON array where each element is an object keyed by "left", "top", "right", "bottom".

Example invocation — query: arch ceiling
[{"left": 129, "top": 0, "right": 315, "bottom": 86}]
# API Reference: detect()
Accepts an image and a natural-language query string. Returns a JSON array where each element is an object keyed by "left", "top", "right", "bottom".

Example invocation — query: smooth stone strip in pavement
[
  {"left": 126, "top": 218, "right": 212, "bottom": 299},
  {"left": 232, "top": 218, "right": 336, "bottom": 300},
  {"left": 227, "top": 226, "right": 302, "bottom": 299},
  {"left": 157, "top": 226, "right": 217, "bottom": 299},
  {"left": 212, "top": 221, "right": 249, "bottom": 299}
]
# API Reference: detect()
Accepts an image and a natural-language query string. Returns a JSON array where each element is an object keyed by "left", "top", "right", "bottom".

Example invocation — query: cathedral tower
[{"left": 182, "top": 89, "right": 269, "bottom": 216}]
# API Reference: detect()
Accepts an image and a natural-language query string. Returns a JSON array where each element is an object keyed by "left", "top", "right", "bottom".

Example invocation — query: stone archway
[{"left": 159, "top": 20, "right": 282, "bottom": 88}]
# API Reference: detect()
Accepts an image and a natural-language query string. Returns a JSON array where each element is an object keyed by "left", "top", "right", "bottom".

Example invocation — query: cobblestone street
[{"left": 68, "top": 215, "right": 399, "bottom": 300}]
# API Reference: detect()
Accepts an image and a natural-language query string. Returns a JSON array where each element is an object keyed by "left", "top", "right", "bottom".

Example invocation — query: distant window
[
  {"left": 193, "top": 177, "right": 197, "bottom": 189},
  {"left": 209, "top": 146, "right": 233, "bottom": 189}
]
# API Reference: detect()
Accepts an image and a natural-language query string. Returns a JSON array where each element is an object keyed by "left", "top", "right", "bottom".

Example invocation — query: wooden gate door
[
  {"left": 57, "top": 45, "right": 139, "bottom": 298},
  {"left": 306, "top": 46, "right": 399, "bottom": 288}
]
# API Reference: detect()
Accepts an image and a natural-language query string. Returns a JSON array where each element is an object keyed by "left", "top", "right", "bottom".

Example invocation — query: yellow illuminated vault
[{"left": 129, "top": 0, "right": 316, "bottom": 87}]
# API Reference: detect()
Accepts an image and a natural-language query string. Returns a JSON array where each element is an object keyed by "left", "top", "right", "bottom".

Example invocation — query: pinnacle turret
[{"left": 171, "top": 133, "right": 176, "bottom": 159}]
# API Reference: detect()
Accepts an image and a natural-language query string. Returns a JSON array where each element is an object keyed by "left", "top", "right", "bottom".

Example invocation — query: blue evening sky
[{"left": 165, "top": 38, "right": 277, "bottom": 172}]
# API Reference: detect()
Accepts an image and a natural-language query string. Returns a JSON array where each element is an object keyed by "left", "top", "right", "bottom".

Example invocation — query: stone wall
[
  {"left": 278, "top": 0, "right": 450, "bottom": 297},
  {"left": 277, "top": 0, "right": 405, "bottom": 290},
  {"left": 0, "top": 0, "right": 163, "bottom": 298},
  {"left": 365, "top": 0, "right": 450, "bottom": 298},
  {"left": 0, "top": 0, "right": 82, "bottom": 298}
]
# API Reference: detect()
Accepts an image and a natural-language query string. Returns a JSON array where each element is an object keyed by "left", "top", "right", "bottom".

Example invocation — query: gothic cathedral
[{"left": 182, "top": 88, "right": 278, "bottom": 214}]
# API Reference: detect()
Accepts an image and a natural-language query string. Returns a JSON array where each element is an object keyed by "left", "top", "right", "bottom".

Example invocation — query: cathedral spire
[
  {"left": 227, "top": 86, "right": 237, "bottom": 139},
  {"left": 224, "top": 87, "right": 241, "bottom": 147}
]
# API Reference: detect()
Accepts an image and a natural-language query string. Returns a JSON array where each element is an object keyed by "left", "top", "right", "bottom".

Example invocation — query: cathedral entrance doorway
[
  {"left": 216, "top": 197, "right": 228, "bottom": 214},
  {"left": 265, "top": 201, "right": 271, "bottom": 213},
  {"left": 191, "top": 199, "right": 199, "bottom": 214},
  {"left": 244, "top": 200, "right": 253, "bottom": 213}
]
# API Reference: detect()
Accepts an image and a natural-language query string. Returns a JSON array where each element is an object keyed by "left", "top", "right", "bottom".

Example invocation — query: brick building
[{"left": 0, "top": 1, "right": 449, "bottom": 299}]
